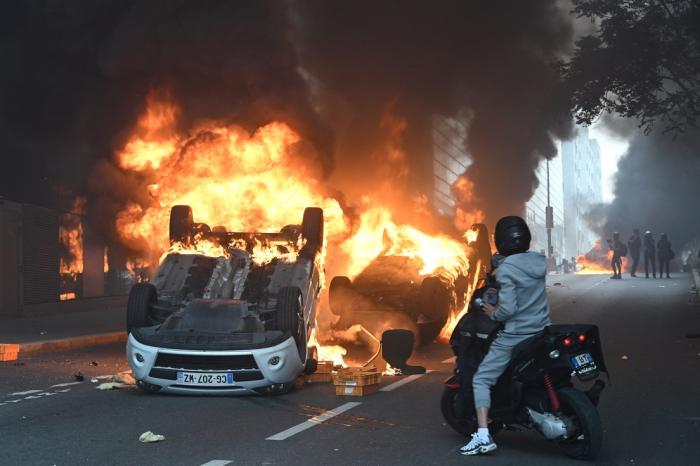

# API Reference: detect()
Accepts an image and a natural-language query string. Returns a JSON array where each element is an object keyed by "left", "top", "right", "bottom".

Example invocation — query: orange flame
[
  {"left": 115, "top": 96, "right": 346, "bottom": 266},
  {"left": 59, "top": 197, "right": 86, "bottom": 275},
  {"left": 576, "top": 240, "right": 617, "bottom": 274},
  {"left": 60, "top": 292, "right": 77, "bottom": 301},
  {"left": 114, "top": 93, "right": 485, "bottom": 356}
]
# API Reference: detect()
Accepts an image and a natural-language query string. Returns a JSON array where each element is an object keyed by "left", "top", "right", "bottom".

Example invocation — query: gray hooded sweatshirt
[{"left": 491, "top": 251, "right": 551, "bottom": 334}]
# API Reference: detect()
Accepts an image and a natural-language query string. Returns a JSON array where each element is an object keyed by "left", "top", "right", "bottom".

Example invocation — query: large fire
[
  {"left": 113, "top": 94, "right": 482, "bottom": 362},
  {"left": 115, "top": 95, "right": 347, "bottom": 265},
  {"left": 576, "top": 239, "right": 619, "bottom": 274}
]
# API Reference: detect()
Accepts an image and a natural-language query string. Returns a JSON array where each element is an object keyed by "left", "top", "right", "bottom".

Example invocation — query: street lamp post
[{"left": 546, "top": 159, "right": 555, "bottom": 272}]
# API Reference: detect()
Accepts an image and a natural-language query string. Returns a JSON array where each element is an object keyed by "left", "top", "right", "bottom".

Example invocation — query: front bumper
[{"left": 126, "top": 333, "right": 303, "bottom": 395}]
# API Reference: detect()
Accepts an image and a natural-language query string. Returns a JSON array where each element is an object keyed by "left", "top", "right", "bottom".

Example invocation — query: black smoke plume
[
  {"left": 294, "top": 0, "right": 574, "bottom": 227},
  {"left": 2, "top": 0, "right": 575, "bottom": 238},
  {"left": 0, "top": 0, "right": 331, "bottom": 213},
  {"left": 592, "top": 131, "right": 700, "bottom": 255}
]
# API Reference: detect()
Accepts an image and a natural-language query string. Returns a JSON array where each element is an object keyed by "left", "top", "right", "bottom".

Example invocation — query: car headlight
[
  {"left": 268, "top": 356, "right": 281, "bottom": 367},
  {"left": 549, "top": 350, "right": 560, "bottom": 359},
  {"left": 132, "top": 351, "right": 145, "bottom": 365}
]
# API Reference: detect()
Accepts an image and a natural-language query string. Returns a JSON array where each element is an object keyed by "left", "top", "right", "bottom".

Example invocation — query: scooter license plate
[{"left": 571, "top": 352, "right": 594, "bottom": 369}]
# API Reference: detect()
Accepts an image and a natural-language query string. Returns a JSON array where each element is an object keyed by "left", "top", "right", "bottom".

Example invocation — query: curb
[{"left": 1, "top": 331, "right": 127, "bottom": 360}]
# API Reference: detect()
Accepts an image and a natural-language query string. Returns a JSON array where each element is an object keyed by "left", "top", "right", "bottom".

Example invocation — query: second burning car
[
  {"left": 126, "top": 205, "right": 323, "bottom": 395},
  {"left": 328, "top": 225, "right": 492, "bottom": 346}
]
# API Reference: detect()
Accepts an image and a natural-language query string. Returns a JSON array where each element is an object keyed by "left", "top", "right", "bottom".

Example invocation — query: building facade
[
  {"left": 525, "top": 155, "right": 565, "bottom": 266},
  {"left": 560, "top": 127, "right": 602, "bottom": 260},
  {"left": 431, "top": 115, "right": 471, "bottom": 217},
  {"left": 524, "top": 127, "right": 602, "bottom": 266},
  {"left": 428, "top": 117, "right": 602, "bottom": 271}
]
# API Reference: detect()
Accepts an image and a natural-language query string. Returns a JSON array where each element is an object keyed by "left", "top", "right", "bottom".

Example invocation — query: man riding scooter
[{"left": 460, "top": 216, "right": 551, "bottom": 456}]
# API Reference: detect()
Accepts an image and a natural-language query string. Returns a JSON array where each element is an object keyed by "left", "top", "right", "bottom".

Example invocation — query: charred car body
[
  {"left": 126, "top": 205, "right": 323, "bottom": 395},
  {"left": 328, "top": 224, "right": 492, "bottom": 346}
]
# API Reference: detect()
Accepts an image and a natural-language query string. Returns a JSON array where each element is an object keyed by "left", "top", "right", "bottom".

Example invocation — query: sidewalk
[{"left": 0, "top": 303, "right": 126, "bottom": 359}]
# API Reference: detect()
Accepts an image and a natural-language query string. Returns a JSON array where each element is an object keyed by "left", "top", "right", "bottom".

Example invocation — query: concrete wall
[{"left": 0, "top": 200, "right": 22, "bottom": 317}]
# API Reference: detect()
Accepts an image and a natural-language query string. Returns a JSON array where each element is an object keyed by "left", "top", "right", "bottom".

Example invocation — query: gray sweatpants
[{"left": 473, "top": 332, "right": 532, "bottom": 409}]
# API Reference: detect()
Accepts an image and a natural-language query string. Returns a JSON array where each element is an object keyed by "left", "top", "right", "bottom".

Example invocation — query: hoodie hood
[{"left": 501, "top": 251, "right": 547, "bottom": 279}]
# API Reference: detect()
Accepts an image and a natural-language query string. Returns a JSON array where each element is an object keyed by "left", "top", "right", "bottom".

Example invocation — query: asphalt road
[{"left": 1, "top": 273, "right": 699, "bottom": 466}]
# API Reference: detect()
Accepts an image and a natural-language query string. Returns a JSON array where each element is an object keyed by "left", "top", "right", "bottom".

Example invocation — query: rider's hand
[{"left": 482, "top": 301, "right": 497, "bottom": 318}]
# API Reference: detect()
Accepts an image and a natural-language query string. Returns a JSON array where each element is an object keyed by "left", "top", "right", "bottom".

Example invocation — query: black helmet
[{"left": 494, "top": 216, "right": 531, "bottom": 256}]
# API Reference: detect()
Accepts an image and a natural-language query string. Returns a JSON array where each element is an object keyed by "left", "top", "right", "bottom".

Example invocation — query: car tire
[
  {"left": 329, "top": 276, "right": 352, "bottom": 316},
  {"left": 301, "top": 207, "right": 323, "bottom": 257},
  {"left": 419, "top": 277, "right": 451, "bottom": 321},
  {"left": 275, "top": 286, "right": 305, "bottom": 359},
  {"left": 126, "top": 283, "right": 157, "bottom": 333},
  {"left": 169, "top": 205, "right": 194, "bottom": 245}
]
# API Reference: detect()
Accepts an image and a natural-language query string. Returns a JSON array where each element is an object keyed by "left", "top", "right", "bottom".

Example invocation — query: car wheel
[
  {"left": 275, "top": 286, "right": 305, "bottom": 360},
  {"left": 169, "top": 205, "right": 194, "bottom": 245},
  {"left": 419, "top": 277, "right": 451, "bottom": 321},
  {"left": 126, "top": 283, "right": 157, "bottom": 333},
  {"left": 329, "top": 276, "right": 352, "bottom": 316},
  {"left": 300, "top": 207, "right": 323, "bottom": 257}
]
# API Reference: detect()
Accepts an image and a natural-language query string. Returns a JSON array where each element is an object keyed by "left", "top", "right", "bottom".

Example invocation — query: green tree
[{"left": 564, "top": 0, "right": 700, "bottom": 133}]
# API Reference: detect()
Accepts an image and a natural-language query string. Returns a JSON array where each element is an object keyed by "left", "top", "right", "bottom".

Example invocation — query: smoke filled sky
[
  {"left": 592, "top": 129, "right": 700, "bottom": 252},
  {"left": 589, "top": 122, "right": 630, "bottom": 203},
  {"left": 1, "top": 0, "right": 695, "bottom": 254},
  {"left": 0, "top": 0, "right": 574, "bottom": 226}
]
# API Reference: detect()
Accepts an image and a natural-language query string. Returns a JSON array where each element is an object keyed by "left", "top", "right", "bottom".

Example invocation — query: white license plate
[
  {"left": 571, "top": 353, "right": 594, "bottom": 368},
  {"left": 176, "top": 372, "right": 234, "bottom": 386}
]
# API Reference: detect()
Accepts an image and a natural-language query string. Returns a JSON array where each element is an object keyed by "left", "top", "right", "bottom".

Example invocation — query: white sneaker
[{"left": 459, "top": 433, "right": 497, "bottom": 456}]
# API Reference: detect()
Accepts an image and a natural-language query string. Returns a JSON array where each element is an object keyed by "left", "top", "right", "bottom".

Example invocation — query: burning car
[
  {"left": 327, "top": 223, "right": 492, "bottom": 347},
  {"left": 126, "top": 205, "right": 324, "bottom": 395}
]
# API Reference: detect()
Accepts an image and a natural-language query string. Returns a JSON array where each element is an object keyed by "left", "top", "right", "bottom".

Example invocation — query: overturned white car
[{"left": 126, "top": 205, "right": 323, "bottom": 395}]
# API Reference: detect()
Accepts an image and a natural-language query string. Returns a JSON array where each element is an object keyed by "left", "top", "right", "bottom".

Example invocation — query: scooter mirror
[{"left": 382, "top": 329, "right": 426, "bottom": 375}]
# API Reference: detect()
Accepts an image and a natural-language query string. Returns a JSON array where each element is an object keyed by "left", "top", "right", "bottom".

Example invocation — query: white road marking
[
  {"left": 266, "top": 402, "right": 362, "bottom": 441},
  {"left": 441, "top": 356, "right": 456, "bottom": 364},
  {"left": 1, "top": 385, "right": 76, "bottom": 407},
  {"left": 50, "top": 381, "right": 81, "bottom": 388},
  {"left": 380, "top": 371, "right": 431, "bottom": 392},
  {"left": 9, "top": 390, "right": 42, "bottom": 396},
  {"left": 199, "top": 461, "right": 233, "bottom": 466}
]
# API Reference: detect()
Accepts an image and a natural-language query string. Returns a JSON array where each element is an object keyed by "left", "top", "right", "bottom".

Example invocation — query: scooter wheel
[{"left": 440, "top": 386, "right": 476, "bottom": 437}]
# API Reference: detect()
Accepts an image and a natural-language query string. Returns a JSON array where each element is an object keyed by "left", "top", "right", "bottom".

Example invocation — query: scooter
[{"left": 441, "top": 301, "right": 608, "bottom": 460}]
